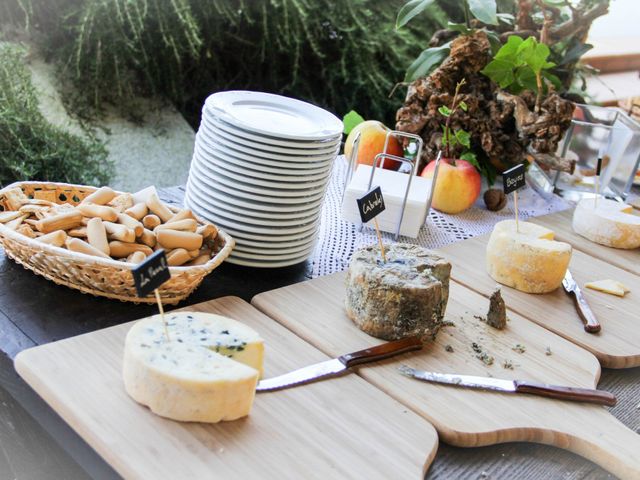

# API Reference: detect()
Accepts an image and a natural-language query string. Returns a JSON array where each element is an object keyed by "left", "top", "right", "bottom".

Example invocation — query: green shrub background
[
  {"left": 0, "top": 42, "right": 112, "bottom": 187},
  {"left": 4, "top": 0, "right": 448, "bottom": 126}
]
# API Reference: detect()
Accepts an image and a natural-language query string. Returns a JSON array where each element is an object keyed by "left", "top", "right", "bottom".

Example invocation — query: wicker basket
[{"left": 0, "top": 181, "right": 234, "bottom": 304}]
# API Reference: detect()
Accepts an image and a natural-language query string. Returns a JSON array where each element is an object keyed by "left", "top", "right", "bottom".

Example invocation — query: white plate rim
[{"left": 204, "top": 91, "right": 343, "bottom": 141}]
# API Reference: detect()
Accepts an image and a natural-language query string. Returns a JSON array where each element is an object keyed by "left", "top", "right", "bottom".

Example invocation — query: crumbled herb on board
[
  {"left": 502, "top": 360, "right": 514, "bottom": 370},
  {"left": 545, "top": 346, "right": 552, "bottom": 356},
  {"left": 442, "top": 320, "right": 456, "bottom": 328},
  {"left": 445, "top": 344, "right": 454, "bottom": 353},
  {"left": 471, "top": 342, "right": 494, "bottom": 366},
  {"left": 512, "top": 344, "right": 526, "bottom": 354},
  {"left": 474, "top": 315, "right": 486, "bottom": 322}
]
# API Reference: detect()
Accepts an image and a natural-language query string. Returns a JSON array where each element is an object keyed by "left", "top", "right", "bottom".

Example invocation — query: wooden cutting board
[
  {"left": 532, "top": 209, "right": 640, "bottom": 276},
  {"left": 14, "top": 297, "right": 438, "bottom": 480},
  {"left": 438, "top": 235, "right": 640, "bottom": 368},
  {"left": 252, "top": 274, "right": 640, "bottom": 480}
]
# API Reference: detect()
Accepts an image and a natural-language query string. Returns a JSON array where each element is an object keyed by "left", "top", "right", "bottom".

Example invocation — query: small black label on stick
[
  {"left": 596, "top": 157, "right": 603, "bottom": 176},
  {"left": 357, "top": 186, "right": 386, "bottom": 223},
  {"left": 132, "top": 249, "right": 171, "bottom": 297},
  {"left": 502, "top": 164, "right": 526, "bottom": 195}
]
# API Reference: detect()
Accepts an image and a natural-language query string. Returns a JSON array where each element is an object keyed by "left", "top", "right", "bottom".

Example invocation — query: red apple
[
  {"left": 344, "top": 120, "right": 403, "bottom": 170},
  {"left": 421, "top": 158, "right": 481, "bottom": 214}
]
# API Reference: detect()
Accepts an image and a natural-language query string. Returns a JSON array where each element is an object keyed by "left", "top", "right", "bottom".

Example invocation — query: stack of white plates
[{"left": 185, "top": 91, "right": 343, "bottom": 267}]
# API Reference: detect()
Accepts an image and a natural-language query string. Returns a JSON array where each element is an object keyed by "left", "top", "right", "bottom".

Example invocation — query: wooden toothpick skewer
[
  {"left": 373, "top": 218, "right": 387, "bottom": 263},
  {"left": 154, "top": 288, "right": 170, "bottom": 342},
  {"left": 514, "top": 190, "right": 519, "bottom": 233}
]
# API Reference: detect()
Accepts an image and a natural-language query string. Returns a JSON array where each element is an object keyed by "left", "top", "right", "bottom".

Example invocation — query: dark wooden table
[{"left": 1, "top": 188, "right": 638, "bottom": 479}]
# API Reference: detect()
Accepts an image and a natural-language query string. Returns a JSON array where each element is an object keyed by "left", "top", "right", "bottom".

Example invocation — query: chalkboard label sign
[
  {"left": 502, "top": 164, "right": 526, "bottom": 194},
  {"left": 596, "top": 157, "right": 603, "bottom": 176},
  {"left": 132, "top": 249, "right": 171, "bottom": 297},
  {"left": 357, "top": 186, "right": 386, "bottom": 223}
]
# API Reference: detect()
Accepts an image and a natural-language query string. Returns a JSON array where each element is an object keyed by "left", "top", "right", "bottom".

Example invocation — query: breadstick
[
  {"left": 109, "top": 193, "right": 134, "bottom": 212},
  {"left": 188, "top": 249, "right": 200, "bottom": 258},
  {"left": 124, "top": 202, "right": 148, "bottom": 221},
  {"left": 156, "top": 230, "right": 203, "bottom": 251},
  {"left": 117, "top": 213, "right": 143, "bottom": 236},
  {"left": 127, "top": 251, "right": 147, "bottom": 264},
  {"left": 146, "top": 193, "right": 173, "bottom": 223},
  {"left": 17, "top": 224, "right": 36, "bottom": 238},
  {"left": 5, "top": 214, "right": 28, "bottom": 230},
  {"left": 142, "top": 214, "right": 161, "bottom": 230},
  {"left": 108, "top": 241, "right": 153, "bottom": 258},
  {"left": 19, "top": 204, "right": 49, "bottom": 215},
  {"left": 81, "top": 186, "right": 116, "bottom": 206},
  {"left": 0, "top": 211, "right": 22, "bottom": 223},
  {"left": 167, "top": 248, "right": 191, "bottom": 266},
  {"left": 137, "top": 228, "right": 157, "bottom": 248},
  {"left": 36, "top": 211, "right": 82, "bottom": 233},
  {"left": 103, "top": 221, "right": 136, "bottom": 243},
  {"left": 155, "top": 218, "right": 197, "bottom": 233},
  {"left": 36, "top": 230, "right": 67, "bottom": 247},
  {"left": 167, "top": 209, "right": 196, "bottom": 224},
  {"left": 186, "top": 254, "right": 210, "bottom": 266},
  {"left": 86, "top": 218, "right": 110, "bottom": 255},
  {"left": 77, "top": 204, "right": 119, "bottom": 222},
  {"left": 196, "top": 224, "right": 218, "bottom": 240},
  {"left": 24, "top": 218, "right": 39, "bottom": 227},
  {"left": 66, "top": 238, "right": 111, "bottom": 259},
  {"left": 23, "top": 199, "right": 56, "bottom": 207},
  {"left": 67, "top": 227, "right": 88, "bottom": 238}
]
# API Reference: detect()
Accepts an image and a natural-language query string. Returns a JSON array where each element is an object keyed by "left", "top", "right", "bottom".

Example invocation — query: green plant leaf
[
  {"left": 438, "top": 105, "right": 452, "bottom": 117},
  {"left": 467, "top": 0, "right": 498, "bottom": 26},
  {"left": 396, "top": 0, "right": 436, "bottom": 29},
  {"left": 342, "top": 110, "right": 365, "bottom": 135},
  {"left": 484, "top": 29, "right": 502, "bottom": 56},
  {"left": 455, "top": 129, "right": 471, "bottom": 148},
  {"left": 496, "top": 13, "right": 515, "bottom": 25},
  {"left": 460, "top": 151, "right": 479, "bottom": 168},
  {"left": 559, "top": 43, "right": 593, "bottom": 66},
  {"left": 542, "top": 0, "right": 568, "bottom": 6},
  {"left": 447, "top": 21, "right": 473, "bottom": 35},
  {"left": 459, "top": 100, "right": 468, "bottom": 112},
  {"left": 542, "top": 71, "right": 563, "bottom": 90},
  {"left": 404, "top": 44, "right": 450, "bottom": 82},
  {"left": 495, "top": 35, "right": 523, "bottom": 61},
  {"left": 481, "top": 58, "right": 515, "bottom": 88}
]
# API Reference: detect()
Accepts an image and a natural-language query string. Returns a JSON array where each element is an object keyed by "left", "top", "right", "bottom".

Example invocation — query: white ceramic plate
[
  {"left": 193, "top": 148, "right": 331, "bottom": 190},
  {"left": 204, "top": 91, "right": 343, "bottom": 141},
  {"left": 195, "top": 145, "right": 333, "bottom": 182},
  {"left": 225, "top": 253, "right": 311, "bottom": 268},
  {"left": 233, "top": 240, "right": 316, "bottom": 255},
  {"left": 229, "top": 229, "right": 319, "bottom": 249},
  {"left": 184, "top": 179, "right": 325, "bottom": 214},
  {"left": 189, "top": 160, "right": 328, "bottom": 200},
  {"left": 200, "top": 117, "right": 341, "bottom": 155},
  {"left": 204, "top": 113, "right": 341, "bottom": 148},
  {"left": 211, "top": 221, "right": 319, "bottom": 242},
  {"left": 198, "top": 129, "right": 340, "bottom": 162},
  {"left": 195, "top": 207, "right": 319, "bottom": 235},
  {"left": 196, "top": 135, "right": 335, "bottom": 171},
  {"left": 186, "top": 184, "right": 322, "bottom": 227},
  {"left": 230, "top": 244, "right": 315, "bottom": 261}
]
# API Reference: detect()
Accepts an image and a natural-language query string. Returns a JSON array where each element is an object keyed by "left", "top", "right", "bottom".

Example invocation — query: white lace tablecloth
[{"left": 310, "top": 156, "right": 571, "bottom": 278}]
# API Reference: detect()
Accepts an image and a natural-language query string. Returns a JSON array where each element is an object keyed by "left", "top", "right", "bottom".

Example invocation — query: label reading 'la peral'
[
  {"left": 132, "top": 249, "right": 171, "bottom": 297},
  {"left": 502, "top": 163, "right": 526, "bottom": 195},
  {"left": 357, "top": 186, "right": 386, "bottom": 223}
]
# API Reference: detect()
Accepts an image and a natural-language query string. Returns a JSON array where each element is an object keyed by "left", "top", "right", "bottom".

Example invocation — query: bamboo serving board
[
  {"left": 439, "top": 234, "right": 640, "bottom": 368},
  {"left": 14, "top": 297, "right": 438, "bottom": 480},
  {"left": 531, "top": 209, "right": 640, "bottom": 276},
  {"left": 252, "top": 274, "right": 640, "bottom": 480}
]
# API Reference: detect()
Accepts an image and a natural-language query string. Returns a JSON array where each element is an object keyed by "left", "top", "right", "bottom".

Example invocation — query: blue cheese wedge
[{"left": 123, "top": 312, "right": 264, "bottom": 423}]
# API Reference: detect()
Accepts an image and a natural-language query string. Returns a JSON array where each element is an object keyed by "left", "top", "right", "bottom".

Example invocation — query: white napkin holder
[{"left": 342, "top": 165, "right": 433, "bottom": 238}]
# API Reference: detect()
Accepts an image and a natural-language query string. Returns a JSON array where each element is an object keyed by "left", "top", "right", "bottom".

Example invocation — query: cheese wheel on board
[
  {"left": 486, "top": 220, "right": 572, "bottom": 294},
  {"left": 123, "top": 312, "right": 264, "bottom": 423},
  {"left": 572, "top": 198, "right": 640, "bottom": 249}
]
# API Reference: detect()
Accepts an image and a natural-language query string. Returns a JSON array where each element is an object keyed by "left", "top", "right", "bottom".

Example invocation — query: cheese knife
[
  {"left": 562, "top": 269, "right": 601, "bottom": 333},
  {"left": 256, "top": 336, "right": 423, "bottom": 392},
  {"left": 399, "top": 366, "right": 616, "bottom": 406}
]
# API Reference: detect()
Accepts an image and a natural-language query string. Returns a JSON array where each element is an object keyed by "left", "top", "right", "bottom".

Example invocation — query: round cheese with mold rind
[
  {"left": 572, "top": 198, "right": 640, "bottom": 249},
  {"left": 123, "top": 312, "right": 264, "bottom": 423},
  {"left": 486, "top": 220, "right": 572, "bottom": 294}
]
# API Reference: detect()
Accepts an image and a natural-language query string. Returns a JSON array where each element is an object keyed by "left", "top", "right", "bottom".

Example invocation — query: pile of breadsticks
[{"left": 0, "top": 186, "right": 218, "bottom": 266}]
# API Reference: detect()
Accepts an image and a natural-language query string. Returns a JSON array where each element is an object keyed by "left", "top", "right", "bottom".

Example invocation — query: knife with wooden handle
[
  {"left": 562, "top": 269, "right": 601, "bottom": 333},
  {"left": 256, "top": 336, "right": 423, "bottom": 392},
  {"left": 399, "top": 366, "right": 617, "bottom": 406}
]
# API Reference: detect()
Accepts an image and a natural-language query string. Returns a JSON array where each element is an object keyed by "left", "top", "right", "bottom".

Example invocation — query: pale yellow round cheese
[
  {"left": 123, "top": 312, "right": 264, "bottom": 423},
  {"left": 486, "top": 220, "right": 572, "bottom": 294},
  {"left": 572, "top": 198, "right": 640, "bottom": 249}
]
